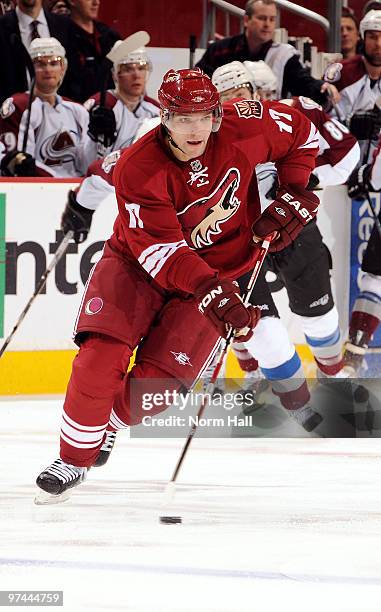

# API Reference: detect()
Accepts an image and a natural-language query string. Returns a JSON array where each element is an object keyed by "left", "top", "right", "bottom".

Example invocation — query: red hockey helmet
[{"left": 158, "top": 68, "right": 223, "bottom": 132}]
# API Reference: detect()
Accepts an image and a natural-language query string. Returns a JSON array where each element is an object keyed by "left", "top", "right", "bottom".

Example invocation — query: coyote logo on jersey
[{"left": 178, "top": 168, "right": 241, "bottom": 249}]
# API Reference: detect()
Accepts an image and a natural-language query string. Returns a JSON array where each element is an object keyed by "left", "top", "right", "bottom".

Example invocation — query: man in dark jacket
[
  {"left": 65, "top": 0, "right": 120, "bottom": 102},
  {"left": 0, "top": 0, "right": 73, "bottom": 103},
  {"left": 196, "top": 0, "right": 339, "bottom": 105}
]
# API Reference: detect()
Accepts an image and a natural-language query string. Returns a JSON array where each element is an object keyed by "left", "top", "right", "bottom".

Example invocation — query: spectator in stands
[
  {"left": 341, "top": 7, "right": 360, "bottom": 60},
  {"left": 65, "top": 0, "right": 120, "bottom": 103},
  {"left": 325, "top": 9, "right": 381, "bottom": 165},
  {"left": 0, "top": 0, "right": 73, "bottom": 103},
  {"left": 83, "top": 43, "right": 159, "bottom": 163},
  {"left": 44, "top": 0, "right": 70, "bottom": 15},
  {"left": 0, "top": 37, "right": 88, "bottom": 177},
  {"left": 196, "top": 0, "right": 339, "bottom": 105}
]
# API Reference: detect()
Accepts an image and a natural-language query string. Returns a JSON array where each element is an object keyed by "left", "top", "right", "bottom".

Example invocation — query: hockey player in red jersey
[
  {"left": 36, "top": 67, "right": 319, "bottom": 503},
  {"left": 211, "top": 61, "right": 359, "bottom": 428}
]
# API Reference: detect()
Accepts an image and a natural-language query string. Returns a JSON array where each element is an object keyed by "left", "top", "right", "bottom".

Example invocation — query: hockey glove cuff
[
  {"left": 61, "top": 190, "right": 94, "bottom": 244},
  {"left": 1, "top": 151, "right": 36, "bottom": 176},
  {"left": 88, "top": 105, "right": 117, "bottom": 148},
  {"left": 195, "top": 277, "right": 260, "bottom": 338},
  {"left": 252, "top": 184, "right": 320, "bottom": 253},
  {"left": 347, "top": 164, "right": 374, "bottom": 200}
]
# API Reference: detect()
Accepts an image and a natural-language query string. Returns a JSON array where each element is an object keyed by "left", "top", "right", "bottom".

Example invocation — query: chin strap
[{"left": 162, "top": 124, "right": 187, "bottom": 155}]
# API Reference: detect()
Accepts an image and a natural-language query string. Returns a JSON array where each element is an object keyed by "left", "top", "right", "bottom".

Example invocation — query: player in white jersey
[
  {"left": 82, "top": 44, "right": 160, "bottom": 163},
  {"left": 211, "top": 61, "right": 360, "bottom": 428},
  {"left": 324, "top": 10, "right": 381, "bottom": 166},
  {"left": 344, "top": 136, "right": 381, "bottom": 374},
  {"left": 0, "top": 38, "right": 88, "bottom": 178}
]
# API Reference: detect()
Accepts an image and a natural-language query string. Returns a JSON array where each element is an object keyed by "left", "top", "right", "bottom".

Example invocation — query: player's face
[
  {"left": 365, "top": 30, "right": 381, "bottom": 65},
  {"left": 219, "top": 85, "right": 253, "bottom": 103},
  {"left": 244, "top": 2, "right": 277, "bottom": 46},
  {"left": 34, "top": 56, "right": 65, "bottom": 93},
  {"left": 341, "top": 17, "right": 359, "bottom": 54},
  {"left": 255, "top": 87, "right": 277, "bottom": 101},
  {"left": 167, "top": 111, "right": 214, "bottom": 161},
  {"left": 116, "top": 63, "right": 149, "bottom": 98}
]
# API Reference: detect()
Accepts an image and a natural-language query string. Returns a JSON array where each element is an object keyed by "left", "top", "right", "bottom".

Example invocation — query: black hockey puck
[{"left": 159, "top": 516, "right": 182, "bottom": 524}]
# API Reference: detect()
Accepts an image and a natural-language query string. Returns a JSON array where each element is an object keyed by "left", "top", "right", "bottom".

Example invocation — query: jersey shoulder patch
[
  {"left": 233, "top": 99, "right": 263, "bottom": 119},
  {"left": 297, "top": 96, "right": 323, "bottom": 111},
  {"left": 101, "top": 149, "right": 121, "bottom": 174},
  {"left": 0, "top": 97, "right": 15, "bottom": 119},
  {"left": 323, "top": 62, "right": 343, "bottom": 83}
]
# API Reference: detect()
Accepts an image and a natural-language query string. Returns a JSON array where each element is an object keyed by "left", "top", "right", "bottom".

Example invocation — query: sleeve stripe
[
  {"left": 298, "top": 123, "right": 320, "bottom": 150},
  {"left": 138, "top": 240, "right": 188, "bottom": 278}
]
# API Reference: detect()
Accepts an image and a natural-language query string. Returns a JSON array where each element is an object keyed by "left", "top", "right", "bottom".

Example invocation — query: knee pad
[{"left": 244, "top": 316, "right": 295, "bottom": 369}]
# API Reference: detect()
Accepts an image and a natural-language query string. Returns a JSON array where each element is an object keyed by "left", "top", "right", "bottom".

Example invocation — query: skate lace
[
  {"left": 46, "top": 459, "right": 84, "bottom": 484},
  {"left": 101, "top": 431, "right": 117, "bottom": 451}
]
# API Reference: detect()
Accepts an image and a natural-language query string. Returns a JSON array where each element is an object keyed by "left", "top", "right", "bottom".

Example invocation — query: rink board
[{"left": 0, "top": 181, "right": 351, "bottom": 394}]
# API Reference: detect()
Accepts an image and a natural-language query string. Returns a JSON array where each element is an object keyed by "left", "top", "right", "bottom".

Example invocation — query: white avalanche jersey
[
  {"left": 265, "top": 43, "right": 299, "bottom": 100},
  {"left": 82, "top": 90, "right": 160, "bottom": 165},
  {"left": 324, "top": 55, "right": 381, "bottom": 164},
  {"left": 0, "top": 93, "right": 89, "bottom": 177},
  {"left": 255, "top": 95, "right": 359, "bottom": 209}
]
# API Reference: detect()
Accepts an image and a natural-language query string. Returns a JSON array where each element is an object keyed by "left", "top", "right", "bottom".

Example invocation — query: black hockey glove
[
  {"left": 61, "top": 190, "right": 94, "bottom": 244},
  {"left": 349, "top": 109, "right": 381, "bottom": 142},
  {"left": 306, "top": 173, "right": 320, "bottom": 191},
  {"left": 88, "top": 105, "right": 117, "bottom": 147},
  {"left": 347, "top": 164, "right": 374, "bottom": 200},
  {"left": 0, "top": 150, "right": 36, "bottom": 176}
]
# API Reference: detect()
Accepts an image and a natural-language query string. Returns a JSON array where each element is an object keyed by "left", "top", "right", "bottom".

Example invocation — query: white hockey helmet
[
  {"left": 244, "top": 61, "right": 277, "bottom": 97},
  {"left": 110, "top": 41, "right": 152, "bottom": 73},
  {"left": 29, "top": 37, "right": 66, "bottom": 61},
  {"left": 212, "top": 61, "right": 255, "bottom": 95},
  {"left": 360, "top": 9, "right": 381, "bottom": 38}
]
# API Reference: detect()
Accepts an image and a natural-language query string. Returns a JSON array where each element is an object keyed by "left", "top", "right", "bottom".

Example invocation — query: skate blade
[{"left": 34, "top": 488, "right": 72, "bottom": 505}]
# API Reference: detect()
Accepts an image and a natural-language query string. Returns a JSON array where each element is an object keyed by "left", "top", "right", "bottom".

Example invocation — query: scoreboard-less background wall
[
  {"left": 99, "top": 0, "right": 367, "bottom": 52},
  {"left": 1, "top": 178, "right": 369, "bottom": 396}
]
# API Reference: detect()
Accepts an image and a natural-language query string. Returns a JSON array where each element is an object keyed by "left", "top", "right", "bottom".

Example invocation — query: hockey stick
[
  {"left": 189, "top": 34, "right": 196, "bottom": 69},
  {"left": 95, "top": 31, "right": 151, "bottom": 157},
  {"left": 0, "top": 231, "right": 74, "bottom": 359},
  {"left": 10, "top": 34, "right": 35, "bottom": 154},
  {"left": 162, "top": 234, "right": 274, "bottom": 506}
]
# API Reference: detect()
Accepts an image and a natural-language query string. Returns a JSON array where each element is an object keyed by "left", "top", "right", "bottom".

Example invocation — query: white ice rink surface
[{"left": 2, "top": 398, "right": 381, "bottom": 612}]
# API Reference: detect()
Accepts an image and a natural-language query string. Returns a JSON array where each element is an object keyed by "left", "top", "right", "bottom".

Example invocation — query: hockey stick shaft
[
  {"left": 365, "top": 192, "right": 381, "bottom": 241},
  {"left": 166, "top": 234, "right": 274, "bottom": 487},
  {"left": 0, "top": 231, "right": 74, "bottom": 359}
]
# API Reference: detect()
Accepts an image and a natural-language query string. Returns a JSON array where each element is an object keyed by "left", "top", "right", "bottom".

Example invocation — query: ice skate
[
  {"left": 288, "top": 404, "right": 323, "bottom": 433},
  {"left": 343, "top": 330, "right": 372, "bottom": 376},
  {"left": 93, "top": 431, "right": 117, "bottom": 467},
  {"left": 34, "top": 458, "right": 87, "bottom": 505}
]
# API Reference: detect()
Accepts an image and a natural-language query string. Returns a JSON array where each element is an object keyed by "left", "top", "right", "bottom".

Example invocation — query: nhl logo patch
[
  {"left": 233, "top": 99, "right": 263, "bottom": 119},
  {"left": 324, "top": 62, "right": 342, "bottom": 83},
  {"left": 85, "top": 297, "right": 104, "bottom": 315}
]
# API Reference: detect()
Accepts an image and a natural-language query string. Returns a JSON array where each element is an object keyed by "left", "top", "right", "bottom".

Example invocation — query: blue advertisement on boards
[{"left": 349, "top": 192, "right": 381, "bottom": 374}]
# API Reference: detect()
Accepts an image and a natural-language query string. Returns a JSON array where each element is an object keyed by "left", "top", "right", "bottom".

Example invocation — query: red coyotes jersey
[
  {"left": 290, "top": 96, "right": 359, "bottom": 186},
  {"left": 106, "top": 100, "right": 318, "bottom": 295}
]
